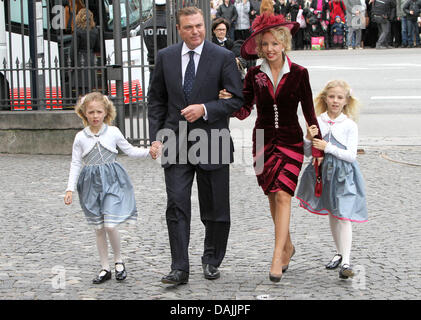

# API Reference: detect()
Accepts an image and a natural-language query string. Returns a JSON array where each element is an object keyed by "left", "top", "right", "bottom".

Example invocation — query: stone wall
[{"left": 0, "top": 111, "right": 83, "bottom": 155}]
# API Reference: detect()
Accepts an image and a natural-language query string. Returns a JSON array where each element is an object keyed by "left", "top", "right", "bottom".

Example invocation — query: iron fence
[{"left": 0, "top": 0, "right": 211, "bottom": 147}]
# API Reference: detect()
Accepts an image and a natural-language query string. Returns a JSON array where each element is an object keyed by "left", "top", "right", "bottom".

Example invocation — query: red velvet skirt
[{"left": 254, "top": 141, "right": 304, "bottom": 196}]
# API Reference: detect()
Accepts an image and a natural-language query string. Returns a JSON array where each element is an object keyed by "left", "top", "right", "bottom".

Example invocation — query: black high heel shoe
[
  {"left": 269, "top": 272, "right": 282, "bottom": 282},
  {"left": 115, "top": 262, "right": 127, "bottom": 281},
  {"left": 92, "top": 269, "right": 112, "bottom": 284}
]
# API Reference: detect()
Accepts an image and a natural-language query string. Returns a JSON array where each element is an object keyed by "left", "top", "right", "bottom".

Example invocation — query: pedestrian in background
[
  {"left": 344, "top": 0, "right": 367, "bottom": 49},
  {"left": 403, "top": 0, "right": 421, "bottom": 47},
  {"left": 396, "top": 0, "right": 409, "bottom": 47},
  {"left": 235, "top": 0, "right": 252, "bottom": 41},
  {"left": 131, "top": 0, "right": 167, "bottom": 85},
  {"left": 296, "top": 80, "right": 368, "bottom": 280},
  {"left": 64, "top": 92, "right": 158, "bottom": 284},
  {"left": 216, "top": 0, "right": 239, "bottom": 40},
  {"left": 212, "top": 17, "right": 234, "bottom": 49},
  {"left": 70, "top": 9, "right": 100, "bottom": 96},
  {"left": 370, "top": 0, "right": 395, "bottom": 49}
]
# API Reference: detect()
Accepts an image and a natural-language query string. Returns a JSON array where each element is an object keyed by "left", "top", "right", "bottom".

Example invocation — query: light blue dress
[
  {"left": 77, "top": 142, "right": 138, "bottom": 229},
  {"left": 296, "top": 135, "right": 368, "bottom": 222}
]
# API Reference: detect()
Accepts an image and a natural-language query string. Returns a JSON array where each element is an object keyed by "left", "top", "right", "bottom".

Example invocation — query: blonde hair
[
  {"left": 255, "top": 26, "right": 292, "bottom": 58},
  {"left": 75, "top": 9, "right": 96, "bottom": 30},
  {"left": 75, "top": 92, "right": 116, "bottom": 127},
  {"left": 314, "top": 80, "right": 360, "bottom": 121},
  {"left": 260, "top": 0, "right": 274, "bottom": 14}
]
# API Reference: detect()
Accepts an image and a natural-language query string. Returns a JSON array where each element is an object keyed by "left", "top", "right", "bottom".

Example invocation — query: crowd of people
[{"left": 211, "top": 0, "right": 421, "bottom": 50}]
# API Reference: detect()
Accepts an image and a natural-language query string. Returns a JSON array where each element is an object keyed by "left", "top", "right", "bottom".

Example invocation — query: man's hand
[{"left": 181, "top": 104, "right": 205, "bottom": 122}]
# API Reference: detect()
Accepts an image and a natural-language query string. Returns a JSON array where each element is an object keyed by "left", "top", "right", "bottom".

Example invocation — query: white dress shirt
[{"left": 181, "top": 41, "right": 208, "bottom": 120}]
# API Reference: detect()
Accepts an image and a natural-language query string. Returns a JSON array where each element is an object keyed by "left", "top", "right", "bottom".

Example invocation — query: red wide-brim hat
[{"left": 241, "top": 13, "right": 300, "bottom": 60}]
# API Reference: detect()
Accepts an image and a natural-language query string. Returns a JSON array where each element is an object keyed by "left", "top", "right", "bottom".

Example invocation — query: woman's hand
[
  {"left": 219, "top": 89, "right": 233, "bottom": 100},
  {"left": 64, "top": 191, "right": 73, "bottom": 205},
  {"left": 306, "top": 124, "right": 319, "bottom": 140},
  {"left": 312, "top": 138, "right": 327, "bottom": 151}
]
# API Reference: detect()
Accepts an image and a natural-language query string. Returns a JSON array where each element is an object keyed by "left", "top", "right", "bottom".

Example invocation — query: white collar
[
  {"left": 260, "top": 55, "right": 290, "bottom": 76},
  {"left": 320, "top": 112, "right": 348, "bottom": 124},
  {"left": 182, "top": 41, "right": 204, "bottom": 56},
  {"left": 83, "top": 123, "right": 108, "bottom": 137}
]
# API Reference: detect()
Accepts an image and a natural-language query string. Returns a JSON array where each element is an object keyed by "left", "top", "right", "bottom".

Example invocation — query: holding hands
[
  {"left": 306, "top": 124, "right": 324, "bottom": 166},
  {"left": 150, "top": 141, "right": 162, "bottom": 159}
]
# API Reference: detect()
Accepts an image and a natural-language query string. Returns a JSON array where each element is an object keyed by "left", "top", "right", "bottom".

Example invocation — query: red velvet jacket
[{"left": 233, "top": 56, "right": 324, "bottom": 158}]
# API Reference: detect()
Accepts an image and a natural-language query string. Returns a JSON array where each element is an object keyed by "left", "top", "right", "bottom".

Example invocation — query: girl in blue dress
[
  {"left": 64, "top": 92, "right": 158, "bottom": 284},
  {"left": 296, "top": 80, "right": 368, "bottom": 279}
]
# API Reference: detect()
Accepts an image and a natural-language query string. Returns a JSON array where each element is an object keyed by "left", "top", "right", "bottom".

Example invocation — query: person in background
[
  {"left": 344, "top": 0, "right": 367, "bottom": 49},
  {"left": 212, "top": 17, "right": 235, "bottom": 50},
  {"left": 235, "top": 0, "right": 252, "bottom": 40},
  {"left": 70, "top": 9, "right": 100, "bottom": 97},
  {"left": 403, "top": 0, "right": 421, "bottom": 47},
  {"left": 310, "top": 0, "right": 330, "bottom": 48},
  {"left": 331, "top": 15, "right": 347, "bottom": 48},
  {"left": 370, "top": 0, "right": 395, "bottom": 49},
  {"left": 389, "top": 0, "right": 401, "bottom": 47},
  {"left": 131, "top": 0, "right": 167, "bottom": 85},
  {"left": 250, "top": 0, "right": 262, "bottom": 23},
  {"left": 396, "top": 0, "right": 409, "bottom": 47},
  {"left": 216, "top": 0, "right": 239, "bottom": 40}
]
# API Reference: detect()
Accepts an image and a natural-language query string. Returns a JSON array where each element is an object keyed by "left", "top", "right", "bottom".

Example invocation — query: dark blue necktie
[{"left": 183, "top": 51, "right": 195, "bottom": 103}]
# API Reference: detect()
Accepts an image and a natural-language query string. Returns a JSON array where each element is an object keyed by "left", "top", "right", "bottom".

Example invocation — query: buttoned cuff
[{"left": 202, "top": 104, "right": 208, "bottom": 121}]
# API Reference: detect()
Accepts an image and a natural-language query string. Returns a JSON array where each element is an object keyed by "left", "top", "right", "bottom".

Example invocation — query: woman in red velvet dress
[{"left": 223, "top": 12, "right": 324, "bottom": 282}]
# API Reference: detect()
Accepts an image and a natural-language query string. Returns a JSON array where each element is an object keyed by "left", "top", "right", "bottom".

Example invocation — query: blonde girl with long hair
[{"left": 296, "top": 80, "right": 368, "bottom": 280}]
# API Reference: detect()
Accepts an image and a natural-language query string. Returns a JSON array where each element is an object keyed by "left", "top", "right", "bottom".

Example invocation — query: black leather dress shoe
[
  {"left": 202, "top": 264, "right": 220, "bottom": 280},
  {"left": 92, "top": 269, "right": 112, "bottom": 284},
  {"left": 115, "top": 262, "right": 127, "bottom": 281},
  {"left": 325, "top": 254, "right": 342, "bottom": 269},
  {"left": 161, "top": 270, "right": 189, "bottom": 285}
]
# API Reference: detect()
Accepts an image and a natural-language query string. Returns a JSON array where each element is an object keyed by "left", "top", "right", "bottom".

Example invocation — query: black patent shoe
[
  {"left": 325, "top": 254, "right": 342, "bottom": 269},
  {"left": 202, "top": 264, "right": 220, "bottom": 280},
  {"left": 115, "top": 262, "right": 127, "bottom": 281},
  {"left": 339, "top": 264, "right": 354, "bottom": 279},
  {"left": 92, "top": 269, "right": 112, "bottom": 284},
  {"left": 161, "top": 270, "right": 189, "bottom": 285}
]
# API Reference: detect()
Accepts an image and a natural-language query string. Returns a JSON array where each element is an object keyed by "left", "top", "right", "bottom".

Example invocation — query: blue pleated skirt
[
  {"left": 296, "top": 137, "right": 368, "bottom": 223},
  {"left": 77, "top": 145, "right": 138, "bottom": 229}
]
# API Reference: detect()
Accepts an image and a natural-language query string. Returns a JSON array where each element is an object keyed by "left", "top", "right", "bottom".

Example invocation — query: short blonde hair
[
  {"left": 314, "top": 80, "right": 360, "bottom": 122},
  {"left": 75, "top": 92, "right": 116, "bottom": 127},
  {"left": 255, "top": 26, "right": 292, "bottom": 59}
]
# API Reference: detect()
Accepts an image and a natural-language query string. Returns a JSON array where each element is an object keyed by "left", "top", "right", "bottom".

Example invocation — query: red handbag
[{"left": 314, "top": 163, "right": 322, "bottom": 197}]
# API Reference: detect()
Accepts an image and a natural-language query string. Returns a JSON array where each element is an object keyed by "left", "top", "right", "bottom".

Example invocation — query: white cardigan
[
  {"left": 66, "top": 124, "right": 150, "bottom": 192},
  {"left": 304, "top": 112, "right": 358, "bottom": 163}
]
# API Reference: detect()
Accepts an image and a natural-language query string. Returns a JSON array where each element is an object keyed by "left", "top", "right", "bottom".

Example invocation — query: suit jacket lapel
[{"left": 173, "top": 43, "right": 185, "bottom": 106}]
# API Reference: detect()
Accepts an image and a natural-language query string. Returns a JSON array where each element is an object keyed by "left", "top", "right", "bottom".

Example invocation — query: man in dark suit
[{"left": 148, "top": 6, "right": 243, "bottom": 285}]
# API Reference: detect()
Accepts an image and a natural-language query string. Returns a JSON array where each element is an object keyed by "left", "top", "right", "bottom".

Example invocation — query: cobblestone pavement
[{"left": 1, "top": 144, "right": 421, "bottom": 300}]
